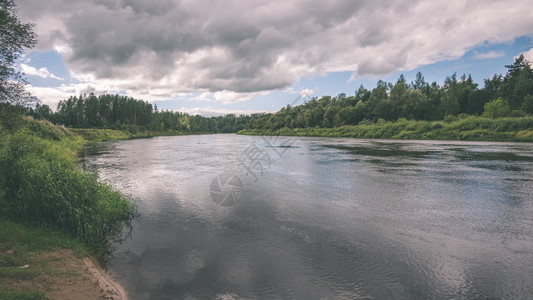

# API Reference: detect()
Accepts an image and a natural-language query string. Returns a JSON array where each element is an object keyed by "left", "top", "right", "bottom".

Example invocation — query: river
[{"left": 80, "top": 134, "right": 533, "bottom": 299}]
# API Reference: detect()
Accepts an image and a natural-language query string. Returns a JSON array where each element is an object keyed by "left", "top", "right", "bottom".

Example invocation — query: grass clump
[{"left": 0, "top": 106, "right": 137, "bottom": 264}]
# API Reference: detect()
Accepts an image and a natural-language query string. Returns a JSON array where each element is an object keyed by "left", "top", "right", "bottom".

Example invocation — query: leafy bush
[
  {"left": 509, "top": 110, "right": 526, "bottom": 118},
  {"left": 482, "top": 98, "right": 511, "bottom": 118},
  {"left": 444, "top": 115, "right": 458, "bottom": 123}
]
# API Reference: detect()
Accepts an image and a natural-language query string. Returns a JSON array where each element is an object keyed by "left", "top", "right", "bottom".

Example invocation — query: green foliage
[
  {"left": 69, "top": 128, "right": 134, "bottom": 141},
  {"left": 522, "top": 94, "right": 533, "bottom": 114},
  {"left": 0, "top": 114, "right": 136, "bottom": 264},
  {"left": 0, "top": 219, "right": 86, "bottom": 255},
  {"left": 0, "top": 287, "right": 44, "bottom": 300},
  {"left": 239, "top": 116, "right": 533, "bottom": 142},
  {"left": 501, "top": 55, "right": 533, "bottom": 109},
  {"left": 443, "top": 115, "right": 458, "bottom": 123},
  {"left": 239, "top": 56, "right": 532, "bottom": 133},
  {"left": 0, "top": 0, "right": 37, "bottom": 104},
  {"left": 36, "top": 93, "right": 262, "bottom": 134},
  {"left": 0, "top": 102, "right": 26, "bottom": 130},
  {"left": 482, "top": 98, "right": 511, "bottom": 118}
]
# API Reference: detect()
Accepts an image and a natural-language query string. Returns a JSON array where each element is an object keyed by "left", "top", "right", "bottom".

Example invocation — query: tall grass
[
  {"left": 238, "top": 116, "right": 533, "bottom": 142},
  {"left": 0, "top": 111, "right": 136, "bottom": 263}
]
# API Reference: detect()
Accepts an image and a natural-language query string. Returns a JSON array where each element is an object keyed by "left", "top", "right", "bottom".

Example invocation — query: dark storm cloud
[{"left": 17, "top": 0, "right": 533, "bottom": 102}]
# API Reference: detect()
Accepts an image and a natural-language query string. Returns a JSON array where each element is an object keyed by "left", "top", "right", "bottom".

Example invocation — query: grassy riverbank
[
  {"left": 0, "top": 106, "right": 137, "bottom": 298},
  {"left": 238, "top": 116, "right": 533, "bottom": 142},
  {"left": 69, "top": 127, "right": 191, "bottom": 142}
]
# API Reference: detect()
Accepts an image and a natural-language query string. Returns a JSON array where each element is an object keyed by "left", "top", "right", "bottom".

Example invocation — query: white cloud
[
  {"left": 20, "top": 64, "right": 63, "bottom": 80},
  {"left": 26, "top": 86, "right": 72, "bottom": 110},
  {"left": 17, "top": 0, "right": 533, "bottom": 105},
  {"left": 520, "top": 48, "right": 533, "bottom": 63},
  {"left": 299, "top": 88, "right": 319, "bottom": 99},
  {"left": 190, "top": 93, "right": 216, "bottom": 102},
  {"left": 178, "top": 106, "right": 274, "bottom": 117},
  {"left": 473, "top": 50, "right": 505, "bottom": 60},
  {"left": 347, "top": 73, "right": 357, "bottom": 83},
  {"left": 213, "top": 90, "right": 272, "bottom": 104}
]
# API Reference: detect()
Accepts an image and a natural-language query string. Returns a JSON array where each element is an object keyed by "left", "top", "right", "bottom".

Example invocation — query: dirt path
[{"left": 3, "top": 249, "right": 127, "bottom": 300}]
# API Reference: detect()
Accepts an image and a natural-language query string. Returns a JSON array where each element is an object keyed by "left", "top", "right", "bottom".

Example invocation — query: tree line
[
  {"left": 245, "top": 55, "right": 533, "bottom": 131},
  {"left": 27, "top": 93, "right": 260, "bottom": 134},
  {"left": 20, "top": 56, "right": 533, "bottom": 134}
]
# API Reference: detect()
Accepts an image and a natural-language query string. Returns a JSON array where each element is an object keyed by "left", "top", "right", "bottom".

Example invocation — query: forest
[
  {"left": 244, "top": 55, "right": 533, "bottom": 131},
  {"left": 27, "top": 94, "right": 254, "bottom": 134},
  {"left": 24, "top": 55, "right": 533, "bottom": 138}
]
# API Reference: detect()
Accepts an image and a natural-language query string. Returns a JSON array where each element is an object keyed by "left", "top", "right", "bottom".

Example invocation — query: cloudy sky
[{"left": 16, "top": 0, "right": 533, "bottom": 115}]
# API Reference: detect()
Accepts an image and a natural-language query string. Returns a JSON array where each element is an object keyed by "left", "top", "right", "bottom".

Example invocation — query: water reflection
[{"left": 82, "top": 136, "right": 533, "bottom": 299}]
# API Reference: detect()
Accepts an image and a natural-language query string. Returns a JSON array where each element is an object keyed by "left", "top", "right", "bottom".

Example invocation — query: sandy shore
[
  {"left": 83, "top": 257, "right": 128, "bottom": 300},
  {"left": 1, "top": 248, "right": 129, "bottom": 300}
]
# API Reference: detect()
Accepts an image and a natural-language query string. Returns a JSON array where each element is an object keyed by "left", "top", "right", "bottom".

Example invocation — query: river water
[{"left": 80, "top": 134, "right": 533, "bottom": 299}]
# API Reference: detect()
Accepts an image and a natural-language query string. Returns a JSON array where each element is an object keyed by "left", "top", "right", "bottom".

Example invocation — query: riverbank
[
  {"left": 0, "top": 220, "right": 126, "bottom": 300},
  {"left": 69, "top": 127, "right": 193, "bottom": 142},
  {"left": 238, "top": 116, "right": 533, "bottom": 142},
  {"left": 0, "top": 110, "right": 136, "bottom": 299}
]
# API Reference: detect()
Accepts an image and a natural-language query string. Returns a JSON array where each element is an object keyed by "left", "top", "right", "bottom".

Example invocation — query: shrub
[
  {"left": 509, "top": 110, "right": 526, "bottom": 118},
  {"left": 444, "top": 115, "right": 458, "bottom": 123},
  {"left": 482, "top": 98, "right": 511, "bottom": 118}
]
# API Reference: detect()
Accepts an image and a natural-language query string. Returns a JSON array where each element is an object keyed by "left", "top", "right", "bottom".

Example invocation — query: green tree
[
  {"left": 29, "top": 103, "right": 52, "bottom": 120},
  {"left": 400, "top": 89, "right": 428, "bottom": 120},
  {"left": 411, "top": 72, "right": 430, "bottom": 93},
  {"left": 355, "top": 84, "right": 371, "bottom": 103},
  {"left": 0, "top": 0, "right": 37, "bottom": 103},
  {"left": 482, "top": 98, "right": 510, "bottom": 118},
  {"left": 85, "top": 93, "right": 99, "bottom": 127},
  {"left": 441, "top": 73, "right": 460, "bottom": 116},
  {"left": 368, "top": 80, "right": 389, "bottom": 119},
  {"left": 389, "top": 75, "right": 409, "bottom": 119},
  {"left": 522, "top": 94, "right": 533, "bottom": 114},
  {"left": 482, "top": 74, "right": 502, "bottom": 101},
  {"left": 456, "top": 74, "right": 478, "bottom": 114},
  {"left": 500, "top": 55, "right": 533, "bottom": 109},
  {"left": 322, "top": 106, "right": 337, "bottom": 128}
]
